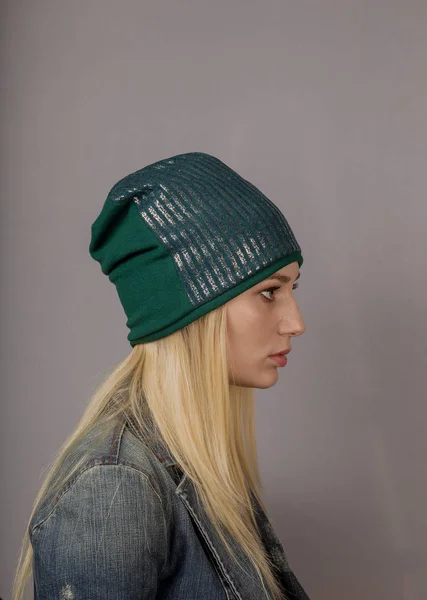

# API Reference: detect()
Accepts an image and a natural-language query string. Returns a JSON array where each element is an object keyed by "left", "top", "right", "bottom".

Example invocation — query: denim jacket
[{"left": 29, "top": 414, "right": 310, "bottom": 599}]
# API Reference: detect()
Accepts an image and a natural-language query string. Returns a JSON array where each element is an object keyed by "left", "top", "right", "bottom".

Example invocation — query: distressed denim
[{"left": 30, "top": 415, "right": 310, "bottom": 599}]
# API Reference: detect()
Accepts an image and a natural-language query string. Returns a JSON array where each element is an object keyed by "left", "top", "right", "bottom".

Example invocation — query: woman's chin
[
  {"left": 231, "top": 367, "right": 280, "bottom": 389},
  {"left": 256, "top": 369, "right": 280, "bottom": 389}
]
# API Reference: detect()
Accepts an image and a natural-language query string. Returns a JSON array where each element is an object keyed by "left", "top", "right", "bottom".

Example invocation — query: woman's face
[{"left": 226, "top": 261, "right": 305, "bottom": 389}]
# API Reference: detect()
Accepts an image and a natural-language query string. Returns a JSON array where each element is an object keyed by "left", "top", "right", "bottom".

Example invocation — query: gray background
[{"left": 1, "top": 1, "right": 426, "bottom": 598}]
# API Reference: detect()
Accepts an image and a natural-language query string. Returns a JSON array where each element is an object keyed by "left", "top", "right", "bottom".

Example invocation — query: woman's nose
[{"left": 282, "top": 303, "right": 306, "bottom": 337}]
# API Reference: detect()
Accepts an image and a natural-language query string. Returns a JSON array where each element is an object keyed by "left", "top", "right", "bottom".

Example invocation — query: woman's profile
[{"left": 12, "top": 152, "right": 309, "bottom": 599}]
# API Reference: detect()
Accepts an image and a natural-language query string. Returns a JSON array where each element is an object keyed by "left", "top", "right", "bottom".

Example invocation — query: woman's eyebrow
[{"left": 264, "top": 271, "right": 301, "bottom": 284}]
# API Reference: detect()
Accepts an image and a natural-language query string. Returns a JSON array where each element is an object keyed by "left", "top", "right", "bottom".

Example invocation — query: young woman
[{"left": 13, "top": 152, "right": 310, "bottom": 600}]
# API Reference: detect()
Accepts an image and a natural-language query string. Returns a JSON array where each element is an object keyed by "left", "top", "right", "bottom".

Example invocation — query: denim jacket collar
[{"left": 126, "top": 415, "right": 292, "bottom": 600}]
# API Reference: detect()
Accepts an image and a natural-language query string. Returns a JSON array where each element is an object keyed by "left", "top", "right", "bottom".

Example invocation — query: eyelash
[{"left": 261, "top": 282, "right": 299, "bottom": 301}]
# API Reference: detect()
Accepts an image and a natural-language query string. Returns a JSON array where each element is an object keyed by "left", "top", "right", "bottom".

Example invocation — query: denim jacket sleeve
[{"left": 30, "top": 463, "right": 168, "bottom": 599}]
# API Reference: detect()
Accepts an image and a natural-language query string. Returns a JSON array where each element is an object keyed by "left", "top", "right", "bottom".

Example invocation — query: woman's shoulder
[
  {"left": 29, "top": 415, "right": 178, "bottom": 535},
  {"left": 29, "top": 432, "right": 171, "bottom": 598}
]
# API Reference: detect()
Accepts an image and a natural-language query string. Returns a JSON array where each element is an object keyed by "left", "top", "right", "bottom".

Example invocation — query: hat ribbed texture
[{"left": 89, "top": 152, "right": 303, "bottom": 345}]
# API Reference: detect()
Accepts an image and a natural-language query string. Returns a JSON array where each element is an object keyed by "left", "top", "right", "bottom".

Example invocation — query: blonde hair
[{"left": 12, "top": 303, "right": 287, "bottom": 600}]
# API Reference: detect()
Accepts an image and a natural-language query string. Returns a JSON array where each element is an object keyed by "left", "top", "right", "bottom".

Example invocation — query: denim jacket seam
[
  {"left": 108, "top": 418, "right": 126, "bottom": 462},
  {"left": 181, "top": 499, "right": 243, "bottom": 600},
  {"left": 30, "top": 460, "right": 167, "bottom": 536}
]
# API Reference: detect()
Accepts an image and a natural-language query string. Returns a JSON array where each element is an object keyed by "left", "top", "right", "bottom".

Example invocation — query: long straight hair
[{"left": 12, "top": 303, "right": 287, "bottom": 600}]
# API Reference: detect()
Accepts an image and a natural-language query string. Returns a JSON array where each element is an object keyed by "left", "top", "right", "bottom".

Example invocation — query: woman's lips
[{"left": 269, "top": 354, "right": 288, "bottom": 367}]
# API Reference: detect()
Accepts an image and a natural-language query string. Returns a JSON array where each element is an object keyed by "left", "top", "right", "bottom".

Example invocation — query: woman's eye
[
  {"left": 260, "top": 282, "right": 299, "bottom": 301},
  {"left": 260, "top": 286, "right": 280, "bottom": 301}
]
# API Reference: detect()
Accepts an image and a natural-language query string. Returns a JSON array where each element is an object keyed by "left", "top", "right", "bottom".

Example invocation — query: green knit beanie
[{"left": 89, "top": 152, "right": 303, "bottom": 346}]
